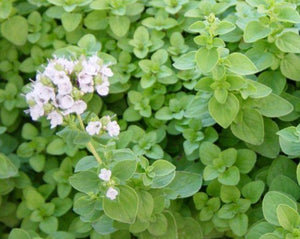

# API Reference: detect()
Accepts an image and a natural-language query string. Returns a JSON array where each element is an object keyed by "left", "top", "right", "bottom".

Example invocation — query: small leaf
[
  {"left": 103, "top": 185, "right": 138, "bottom": 224},
  {"left": 109, "top": 15, "right": 130, "bottom": 37},
  {"left": 280, "top": 53, "right": 300, "bottom": 81},
  {"left": 242, "top": 181, "right": 265, "bottom": 203},
  {"left": 262, "top": 191, "right": 297, "bottom": 226},
  {"left": 209, "top": 93, "right": 239, "bottom": 128},
  {"left": 61, "top": 12, "right": 82, "bottom": 32},
  {"left": 196, "top": 47, "right": 219, "bottom": 73},
  {"left": 276, "top": 31, "right": 300, "bottom": 53},
  {"left": 218, "top": 166, "right": 240, "bottom": 186},
  {"left": 244, "top": 21, "right": 271, "bottom": 43},
  {"left": 227, "top": 53, "right": 258, "bottom": 75},
  {"left": 277, "top": 204, "right": 300, "bottom": 231},
  {"left": 1, "top": 16, "right": 28, "bottom": 45}
]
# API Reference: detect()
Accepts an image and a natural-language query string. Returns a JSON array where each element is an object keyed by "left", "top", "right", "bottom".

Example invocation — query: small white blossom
[
  {"left": 29, "top": 104, "right": 44, "bottom": 121},
  {"left": 57, "top": 95, "right": 74, "bottom": 109},
  {"left": 57, "top": 79, "right": 73, "bottom": 95},
  {"left": 82, "top": 59, "right": 100, "bottom": 75},
  {"left": 47, "top": 111, "right": 63, "bottom": 128},
  {"left": 96, "top": 84, "right": 109, "bottom": 96},
  {"left": 106, "top": 187, "right": 118, "bottom": 200},
  {"left": 106, "top": 121, "right": 120, "bottom": 137},
  {"left": 101, "top": 66, "right": 113, "bottom": 77},
  {"left": 98, "top": 168, "right": 111, "bottom": 181},
  {"left": 34, "top": 83, "right": 55, "bottom": 103},
  {"left": 86, "top": 121, "right": 102, "bottom": 135},
  {"left": 64, "top": 100, "right": 87, "bottom": 115}
]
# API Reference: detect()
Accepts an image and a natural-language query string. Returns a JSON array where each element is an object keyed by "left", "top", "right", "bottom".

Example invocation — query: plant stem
[{"left": 77, "top": 114, "right": 102, "bottom": 165}]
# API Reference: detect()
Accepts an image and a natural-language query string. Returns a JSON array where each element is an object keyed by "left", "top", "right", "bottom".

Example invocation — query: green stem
[{"left": 77, "top": 114, "right": 102, "bottom": 165}]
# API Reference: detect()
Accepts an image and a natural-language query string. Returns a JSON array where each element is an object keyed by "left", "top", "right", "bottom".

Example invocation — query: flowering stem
[{"left": 77, "top": 114, "right": 102, "bottom": 165}]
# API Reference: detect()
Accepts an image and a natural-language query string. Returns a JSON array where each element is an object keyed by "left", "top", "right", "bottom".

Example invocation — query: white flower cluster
[
  {"left": 86, "top": 116, "right": 120, "bottom": 137},
  {"left": 25, "top": 55, "right": 113, "bottom": 128},
  {"left": 98, "top": 168, "right": 118, "bottom": 200}
]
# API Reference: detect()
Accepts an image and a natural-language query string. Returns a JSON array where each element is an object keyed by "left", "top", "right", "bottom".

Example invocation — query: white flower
[
  {"left": 29, "top": 104, "right": 44, "bottom": 120},
  {"left": 106, "top": 187, "right": 118, "bottom": 200},
  {"left": 64, "top": 100, "right": 87, "bottom": 115},
  {"left": 98, "top": 168, "right": 111, "bottom": 181},
  {"left": 47, "top": 111, "right": 63, "bottom": 128},
  {"left": 82, "top": 59, "right": 100, "bottom": 75},
  {"left": 57, "top": 95, "right": 74, "bottom": 109},
  {"left": 55, "top": 58, "right": 75, "bottom": 74},
  {"left": 52, "top": 71, "right": 70, "bottom": 85},
  {"left": 101, "top": 66, "right": 113, "bottom": 77},
  {"left": 34, "top": 83, "right": 55, "bottom": 103},
  {"left": 86, "top": 121, "right": 102, "bottom": 135},
  {"left": 57, "top": 79, "right": 73, "bottom": 95},
  {"left": 96, "top": 84, "right": 109, "bottom": 96},
  {"left": 78, "top": 72, "right": 94, "bottom": 93},
  {"left": 106, "top": 121, "right": 120, "bottom": 137}
]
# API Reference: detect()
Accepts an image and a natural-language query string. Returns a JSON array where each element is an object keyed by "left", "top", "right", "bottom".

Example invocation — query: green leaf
[
  {"left": 46, "top": 138, "right": 65, "bottom": 155},
  {"left": 242, "top": 181, "right": 265, "bottom": 203},
  {"left": 246, "top": 221, "right": 275, "bottom": 239},
  {"left": 8, "top": 229, "right": 31, "bottom": 239},
  {"left": 61, "top": 12, "right": 81, "bottom": 32},
  {"left": 218, "top": 166, "right": 240, "bottom": 186},
  {"left": 150, "top": 160, "right": 176, "bottom": 177},
  {"left": 21, "top": 123, "right": 38, "bottom": 140},
  {"left": 166, "top": 171, "right": 202, "bottom": 199},
  {"left": 226, "top": 53, "right": 258, "bottom": 75},
  {"left": 244, "top": 21, "right": 271, "bottom": 43},
  {"left": 112, "top": 159, "right": 137, "bottom": 181},
  {"left": 84, "top": 10, "right": 107, "bottom": 30},
  {"left": 209, "top": 93, "right": 239, "bottom": 128},
  {"left": 109, "top": 15, "right": 130, "bottom": 37},
  {"left": 75, "top": 156, "right": 98, "bottom": 172},
  {"left": 262, "top": 191, "right": 297, "bottom": 226},
  {"left": 136, "top": 190, "right": 153, "bottom": 221},
  {"left": 231, "top": 108, "right": 264, "bottom": 145},
  {"left": 69, "top": 171, "right": 99, "bottom": 194},
  {"left": 0, "top": 153, "right": 18, "bottom": 179},
  {"left": 229, "top": 214, "right": 248, "bottom": 237},
  {"left": 276, "top": 7, "right": 300, "bottom": 23},
  {"left": 173, "top": 51, "right": 196, "bottom": 70},
  {"left": 199, "top": 142, "right": 221, "bottom": 165},
  {"left": 103, "top": 185, "right": 138, "bottom": 224},
  {"left": 270, "top": 175, "right": 300, "bottom": 201},
  {"left": 215, "top": 21, "right": 236, "bottom": 35},
  {"left": 220, "top": 185, "right": 240, "bottom": 203},
  {"left": 148, "top": 213, "right": 168, "bottom": 236},
  {"left": 276, "top": 31, "right": 300, "bottom": 53},
  {"left": 23, "top": 187, "right": 45, "bottom": 210},
  {"left": 277, "top": 204, "right": 300, "bottom": 231},
  {"left": 92, "top": 215, "right": 117, "bottom": 235},
  {"left": 280, "top": 53, "right": 300, "bottom": 81},
  {"left": 39, "top": 216, "right": 58, "bottom": 234},
  {"left": 1, "top": 16, "right": 28, "bottom": 46},
  {"left": 29, "top": 154, "right": 45, "bottom": 172},
  {"left": 253, "top": 93, "right": 293, "bottom": 117},
  {"left": 196, "top": 47, "right": 219, "bottom": 73},
  {"left": 297, "top": 163, "right": 300, "bottom": 185},
  {"left": 235, "top": 149, "right": 256, "bottom": 174}
]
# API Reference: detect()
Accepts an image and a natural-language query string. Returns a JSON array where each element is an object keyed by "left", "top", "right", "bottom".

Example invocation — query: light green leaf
[
  {"left": 227, "top": 53, "right": 258, "bottom": 75},
  {"left": 109, "top": 15, "right": 130, "bottom": 37},
  {"left": 103, "top": 185, "right": 138, "bottom": 224},
  {"left": 262, "top": 191, "right": 297, "bottom": 226},
  {"left": 0, "top": 153, "right": 18, "bottom": 179},
  {"left": 277, "top": 204, "right": 300, "bottom": 231},
  {"left": 150, "top": 160, "right": 176, "bottom": 177},
  {"left": 242, "top": 181, "right": 265, "bottom": 203},
  {"left": 166, "top": 171, "right": 202, "bottom": 199},
  {"left": 39, "top": 216, "right": 58, "bottom": 234},
  {"left": 229, "top": 214, "right": 248, "bottom": 237},
  {"left": 231, "top": 108, "right": 264, "bottom": 145},
  {"left": 280, "top": 53, "right": 300, "bottom": 81},
  {"left": 112, "top": 159, "right": 137, "bottom": 181},
  {"left": 1, "top": 16, "right": 28, "bottom": 46},
  {"left": 218, "top": 166, "right": 240, "bottom": 186},
  {"left": 61, "top": 12, "right": 82, "bottom": 32},
  {"left": 209, "top": 93, "right": 239, "bottom": 128},
  {"left": 276, "top": 31, "right": 300, "bottom": 53},
  {"left": 69, "top": 171, "right": 99, "bottom": 194},
  {"left": 244, "top": 21, "right": 271, "bottom": 43},
  {"left": 8, "top": 229, "right": 31, "bottom": 239},
  {"left": 196, "top": 47, "right": 219, "bottom": 73}
]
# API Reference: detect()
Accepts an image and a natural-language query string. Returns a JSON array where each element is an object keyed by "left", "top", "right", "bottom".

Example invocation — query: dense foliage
[{"left": 2, "top": 0, "right": 300, "bottom": 238}]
